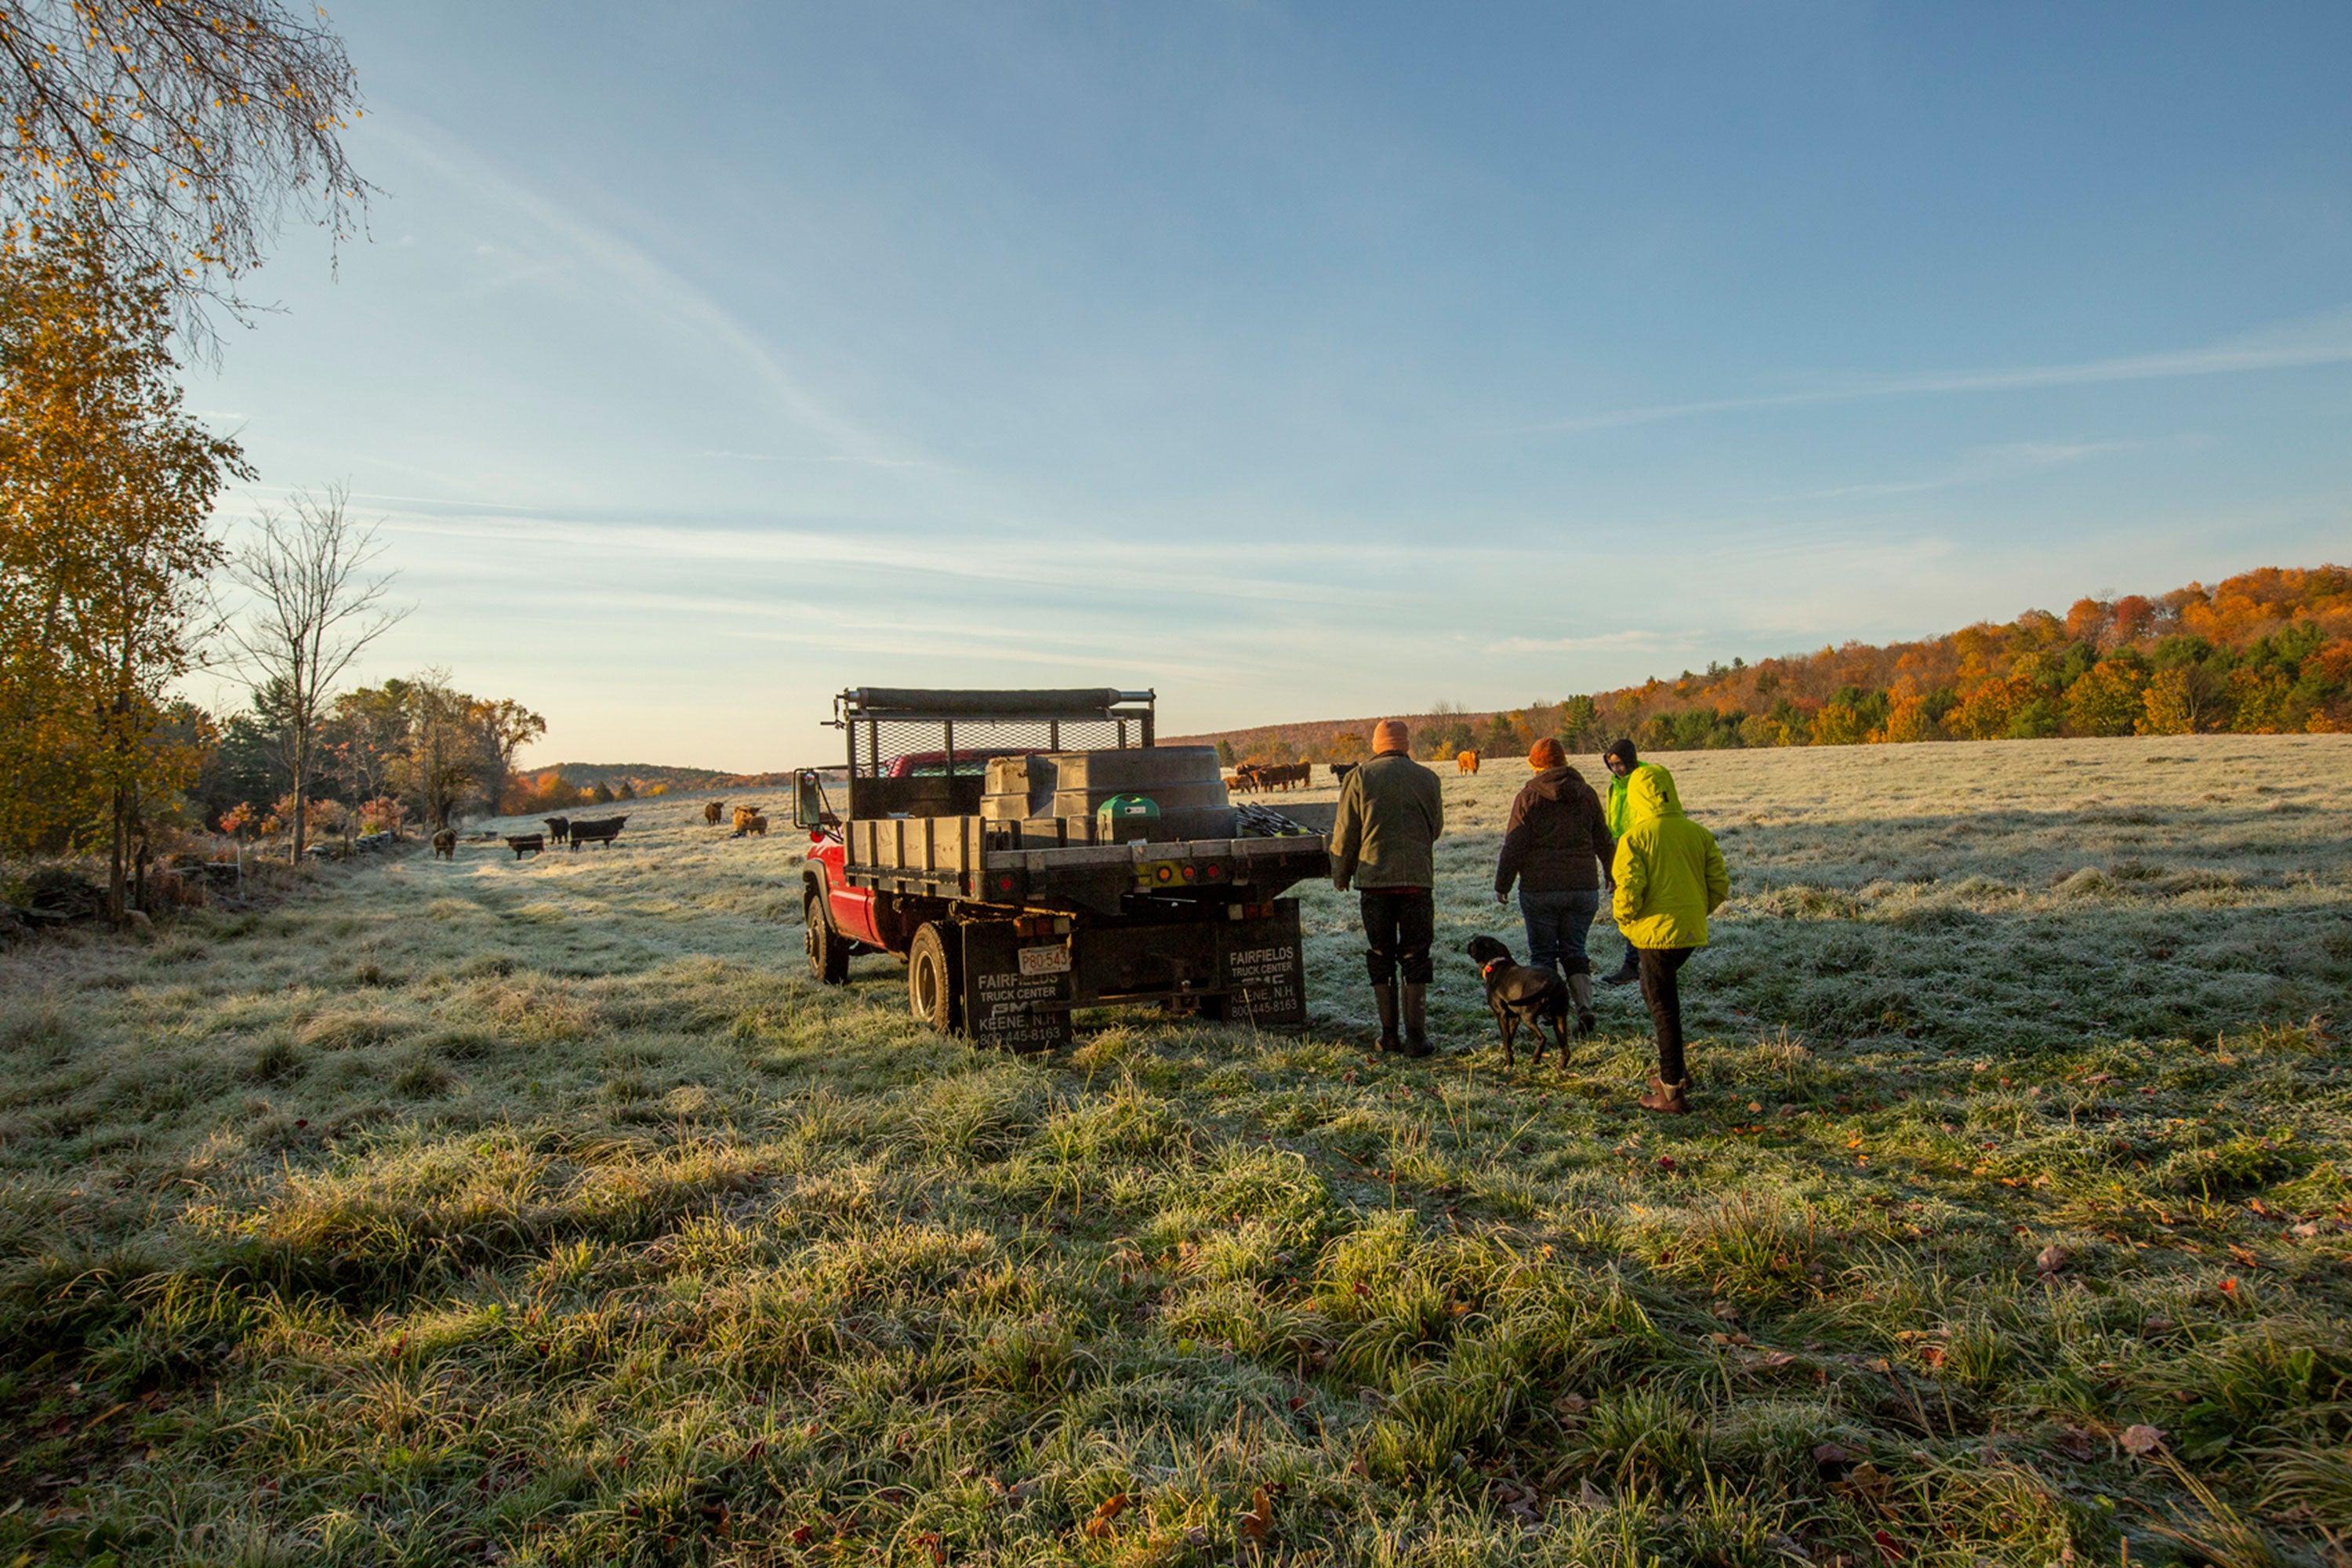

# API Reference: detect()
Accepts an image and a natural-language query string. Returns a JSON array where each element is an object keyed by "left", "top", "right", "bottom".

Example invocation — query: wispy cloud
[
  {"left": 378, "top": 116, "right": 919, "bottom": 469},
  {"left": 1800, "top": 438, "right": 2140, "bottom": 500},
  {"left": 1522, "top": 309, "right": 2352, "bottom": 434},
  {"left": 689, "top": 449, "right": 940, "bottom": 470},
  {"left": 1487, "top": 630, "right": 1671, "bottom": 655},
  {"left": 368, "top": 506, "right": 1396, "bottom": 609}
]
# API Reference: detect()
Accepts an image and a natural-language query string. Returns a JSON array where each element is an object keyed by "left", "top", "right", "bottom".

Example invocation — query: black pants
[
  {"left": 1360, "top": 887, "right": 1435, "bottom": 985},
  {"left": 1639, "top": 946, "right": 1695, "bottom": 1083}
]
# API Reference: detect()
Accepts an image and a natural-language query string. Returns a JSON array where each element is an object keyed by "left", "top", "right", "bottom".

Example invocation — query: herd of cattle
[
  {"left": 1219, "top": 753, "right": 1483, "bottom": 790},
  {"left": 1225, "top": 761, "right": 1314, "bottom": 793}
]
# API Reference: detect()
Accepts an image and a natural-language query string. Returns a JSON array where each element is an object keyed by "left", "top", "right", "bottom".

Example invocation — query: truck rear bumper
[{"left": 961, "top": 902, "right": 1306, "bottom": 1051}]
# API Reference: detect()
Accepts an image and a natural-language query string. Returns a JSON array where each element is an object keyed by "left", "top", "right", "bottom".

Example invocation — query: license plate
[{"left": 1017, "top": 943, "right": 1073, "bottom": 976}]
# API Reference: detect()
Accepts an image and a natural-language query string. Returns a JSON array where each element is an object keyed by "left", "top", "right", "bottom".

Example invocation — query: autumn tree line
[
  {"left": 1198, "top": 565, "right": 2352, "bottom": 768},
  {"left": 0, "top": 216, "right": 551, "bottom": 898},
  {"left": 0, "top": 2, "right": 582, "bottom": 921}
]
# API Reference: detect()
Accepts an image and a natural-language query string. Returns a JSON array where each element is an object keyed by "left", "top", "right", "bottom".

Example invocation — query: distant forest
[
  {"left": 1171, "top": 564, "right": 2352, "bottom": 766},
  {"left": 508, "top": 763, "right": 793, "bottom": 807}
]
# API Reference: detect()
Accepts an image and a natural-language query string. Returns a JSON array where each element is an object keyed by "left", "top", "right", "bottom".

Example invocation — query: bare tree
[
  {"left": 223, "top": 484, "right": 403, "bottom": 861},
  {"left": 0, "top": 0, "right": 371, "bottom": 332}
]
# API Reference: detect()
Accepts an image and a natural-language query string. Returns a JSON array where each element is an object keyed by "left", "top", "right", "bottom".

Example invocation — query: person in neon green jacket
[
  {"left": 1597, "top": 739, "right": 1671, "bottom": 985},
  {"left": 1610, "top": 764, "right": 1728, "bottom": 1113}
]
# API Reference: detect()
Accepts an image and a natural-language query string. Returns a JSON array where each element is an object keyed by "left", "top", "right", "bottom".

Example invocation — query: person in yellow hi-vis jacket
[{"left": 1610, "top": 766, "right": 1729, "bottom": 1113}]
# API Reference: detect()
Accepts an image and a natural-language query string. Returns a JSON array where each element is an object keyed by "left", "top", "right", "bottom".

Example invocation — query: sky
[{"left": 194, "top": 2, "right": 2352, "bottom": 770}]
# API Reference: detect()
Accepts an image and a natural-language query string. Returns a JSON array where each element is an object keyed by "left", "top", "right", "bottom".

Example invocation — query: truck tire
[
  {"left": 806, "top": 890, "right": 850, "bottom": 985},
  {"left": 908, "top": 922, "right": 962, "bottom": 1034}
]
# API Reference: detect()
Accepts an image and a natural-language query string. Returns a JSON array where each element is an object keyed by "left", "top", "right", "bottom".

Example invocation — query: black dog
[{"left": 1465, "top": 935, "right": 1575, "bottom": 1072}]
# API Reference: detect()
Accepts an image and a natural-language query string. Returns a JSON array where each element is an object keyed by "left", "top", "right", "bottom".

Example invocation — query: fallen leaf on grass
[
  {"left": 1083, "top": 1494, "right": 1128, "bottom": 1540},
  {"left": 2121, "top": 1425, "right": 2165, "bottom": 1456},
  {"left": 2035, "top": 1244, "right": 2071, "bottom": 1276},
  {"left": 1873, "top": 1528, "right": 1907, "bottom": 1562},
  {"left": 1238, "top": 1486, "right": 1274, "bottom": 1544}
]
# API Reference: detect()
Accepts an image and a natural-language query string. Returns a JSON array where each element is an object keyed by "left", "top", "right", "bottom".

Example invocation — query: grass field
[{"left": 3, "top": 732, "right": 2350, "bottom": 1566}]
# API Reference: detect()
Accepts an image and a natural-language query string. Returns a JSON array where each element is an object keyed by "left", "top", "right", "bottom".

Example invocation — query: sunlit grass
[{"left": 0, "top": 731, "right": 2347, "bottom": 1565}]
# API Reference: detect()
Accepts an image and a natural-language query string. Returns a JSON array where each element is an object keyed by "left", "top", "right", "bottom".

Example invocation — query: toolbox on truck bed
[{"left": 792, "top": 687, "right": 1330, "bottom": 1048}]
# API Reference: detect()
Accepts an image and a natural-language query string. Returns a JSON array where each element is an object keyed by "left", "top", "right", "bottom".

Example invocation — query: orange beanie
[
  {"left": 1373, "top": 719, "right": 1410, "bottom": 754},
  {"left": 1528, "top": 738, "right": 1566, "bottom": 768}
]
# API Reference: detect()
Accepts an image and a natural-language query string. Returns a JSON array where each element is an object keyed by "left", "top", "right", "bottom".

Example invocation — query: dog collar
[{"left": 1480, "top": 957, "right": 1507, "bottom": 979}]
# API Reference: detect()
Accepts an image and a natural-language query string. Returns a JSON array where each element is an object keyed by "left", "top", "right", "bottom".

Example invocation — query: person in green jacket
[
  {"left": 1610, "top": 765, "right": 1729, "bottom": 1113},
  {"left": 1598, "top": 739, "right": 1669, "bottom": 986},
  {"left": 1330, "top": 718, "right": 1445, "bottom": 1055}
]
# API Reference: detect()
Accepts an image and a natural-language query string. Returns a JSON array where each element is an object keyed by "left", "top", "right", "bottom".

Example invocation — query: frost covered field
[{"left": 2, "top": 733, "right": 2350, "bottom": 1566}]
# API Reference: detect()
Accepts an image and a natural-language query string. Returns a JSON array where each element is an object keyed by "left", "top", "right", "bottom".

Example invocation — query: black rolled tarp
[{"left": 841, "top": 688, "right": 1149, "bottom": 719}]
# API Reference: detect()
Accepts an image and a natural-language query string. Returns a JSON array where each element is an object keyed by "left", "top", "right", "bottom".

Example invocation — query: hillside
[
  {"left": 1169, "top": 563, "right": 2352, "bottom": 764},
  {"left": 516, "top": 762, "right": 795, "bottom": 794}
]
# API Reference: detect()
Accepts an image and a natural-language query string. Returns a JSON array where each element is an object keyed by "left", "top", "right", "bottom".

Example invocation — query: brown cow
[
  {"left": 731, "top": 804, "right": 764, "bottom": 834},
  {"left": 703, "top": 800, "right": 725, "bottom": 824},
  {"left": 1457, "top": 750, "right": 1479, "bottom": 775},
  {"left": 432, "top": 829, "right": 456, "bottom": 859},
  {"left": 746, "top": 814, "right": 768, "bottom": 837}
]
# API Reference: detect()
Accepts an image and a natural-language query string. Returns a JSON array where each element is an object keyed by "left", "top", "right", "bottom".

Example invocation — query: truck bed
[{"left": 842, "top": 808, "right": 1333, "bottom": 914}]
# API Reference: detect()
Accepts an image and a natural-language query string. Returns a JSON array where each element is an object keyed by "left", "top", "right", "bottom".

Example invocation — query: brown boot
[
  {"left": 1372, "top": 984, "right": 1400, "bottom": 1051},
  {"left": 1639, "top": 1076, "right": 1691, "bottom": 1114},
  {"left": 1400, "top": 983, "right": 1432, "bottom": 1058}
]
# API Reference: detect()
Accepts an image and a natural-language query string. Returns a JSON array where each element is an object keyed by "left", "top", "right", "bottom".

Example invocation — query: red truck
[{"left": 793, "top": 688, "right": 1332, "bottom": 1048}]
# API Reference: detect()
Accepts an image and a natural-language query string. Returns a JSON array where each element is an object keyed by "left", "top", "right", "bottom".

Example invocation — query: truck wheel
[
  {"left": 806, "top": 891, "right": 850, "bottom": 985},
  {"left": 908, "top": 922, "right": 962, "bottom": 1034}
]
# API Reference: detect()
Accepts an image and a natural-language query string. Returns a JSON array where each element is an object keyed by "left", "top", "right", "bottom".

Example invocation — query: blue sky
[{"left": 196, "top": 2, "right": 2352, "bottom": 769}]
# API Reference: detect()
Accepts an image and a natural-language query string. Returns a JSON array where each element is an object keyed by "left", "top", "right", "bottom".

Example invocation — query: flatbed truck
[{"left": 793, "top": 688, "right": 1331, "bottom": 1049}]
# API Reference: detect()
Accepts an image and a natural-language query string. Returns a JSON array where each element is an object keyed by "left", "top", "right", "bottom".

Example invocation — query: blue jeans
[{"left": 1519, "top": 888, "right": 1599, "bottom": 978}]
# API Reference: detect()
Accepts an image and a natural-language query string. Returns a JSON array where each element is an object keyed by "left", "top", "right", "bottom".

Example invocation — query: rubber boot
[
  {"left": 1639, "top": 1075, "right": 1692, "bottom": 1114},
  {"left": 1401, "top": 983, "right": 1432, "bottom": 1058},
  {"left": 1570, "top": 974, "right": 1596, "bottom": 1038},
  {"left": 1372, "top": 984, "right": 1401, "bottom": 1052},
  {"left": 1601, "top": 946, "right": 1641, "bottom": 986}
]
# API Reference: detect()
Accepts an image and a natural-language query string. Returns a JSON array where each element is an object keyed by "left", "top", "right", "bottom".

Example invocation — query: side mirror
[{"left": 793, "top": 770, "right": 837, "bottom": 831}]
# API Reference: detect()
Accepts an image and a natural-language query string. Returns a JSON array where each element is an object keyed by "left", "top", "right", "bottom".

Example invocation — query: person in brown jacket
[
  {"left": 1493, "top": 738, "right": 1611, "bottom": 1037},
  {"left": 1330, "top": 717, "right": 1444, "bottom": 1055}
]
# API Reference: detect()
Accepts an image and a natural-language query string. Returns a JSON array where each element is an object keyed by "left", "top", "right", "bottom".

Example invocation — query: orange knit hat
[
  {"left": 1528, "top": 737, "right": 1566, "bottom": 768},
  {"left": 1372, "top": 719, "right": 1410, "bottom": 754}
]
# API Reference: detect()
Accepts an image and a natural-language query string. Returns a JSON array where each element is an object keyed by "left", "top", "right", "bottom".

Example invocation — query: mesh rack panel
[{"left": 851, "top": 717, "right": 1138, "bottom": 777}]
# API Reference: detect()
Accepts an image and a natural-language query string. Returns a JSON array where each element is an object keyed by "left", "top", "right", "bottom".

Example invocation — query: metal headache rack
[{"left": 831, "top": 688, "right": 1156, "bottom": 779}]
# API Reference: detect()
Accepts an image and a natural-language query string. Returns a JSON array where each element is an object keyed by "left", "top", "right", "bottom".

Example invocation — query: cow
[
  {"left": 432, "top": 828, "right": 456, "bottom": 860},
  {"left": 504, "top": 833, "right": 545, "bottom": 859},
  {"left": 544, "top": 815, "right": 571, "bottom": 844},
  {"left": 731, "top": 804, "right": 765, "bottom": 836},
  {"left": 568, "top": 815, "right": 626, "bottom": 849},
  {"left": 746, "top": 814, "right": 768, "bottom": 837},
  {"left": 703, "top": 800, "right": 725, "bottom": 825},
  {"left": 1457, "top": 751, "right": 1480, "bottom": 775},
  {"left": 1258, "top": 762, "right": 1311, "bottom": 791},
  {"left": 1331, "top": 762, "right": 1359, "bottom": 784}
]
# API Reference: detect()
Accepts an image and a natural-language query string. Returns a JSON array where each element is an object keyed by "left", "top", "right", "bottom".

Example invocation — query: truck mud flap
[
  {"left": 960, "top": 902, "right": 1308, "bottom": 1051},
  {"left": 961, "top": 921, "right": 1078, "bottom": 1051}
]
